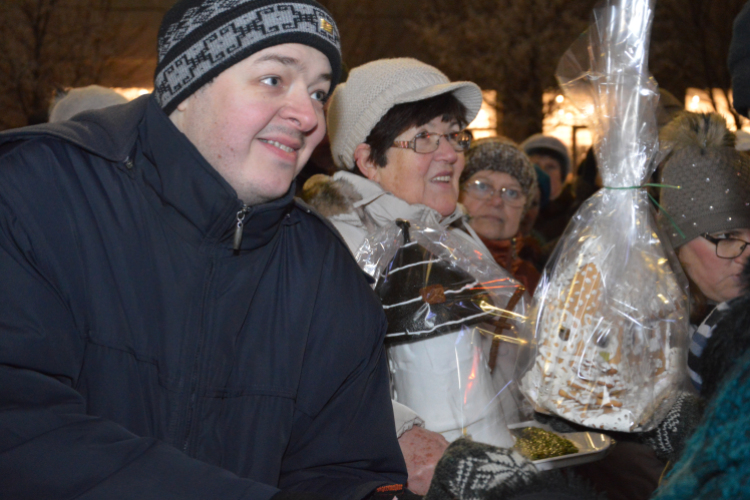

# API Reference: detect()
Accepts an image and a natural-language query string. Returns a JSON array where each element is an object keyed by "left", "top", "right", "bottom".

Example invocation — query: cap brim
[{"left": 394, "top": 81, "right": 484, "bottom": 125}]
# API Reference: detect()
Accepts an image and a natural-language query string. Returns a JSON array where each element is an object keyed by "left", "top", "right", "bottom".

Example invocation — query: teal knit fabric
[{"left": 652, "top": 349, "right": 750, "bottom": 499}]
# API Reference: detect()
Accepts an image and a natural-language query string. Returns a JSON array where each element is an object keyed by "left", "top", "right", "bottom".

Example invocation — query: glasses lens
[
  {"left": 717, "top": 238, "right": 745, "bottom": 259},
  {"left": 448, "top": 131, "right": 472, "bottom": 151},
  {"left": 501, "top": 188, "right": 525, "bottom": 207},
  {"left": 466, "top": 180, "right": 494, "bottom": 199},
  {"left": 413, "top": 133, "right": 438, "bottom": 154}
]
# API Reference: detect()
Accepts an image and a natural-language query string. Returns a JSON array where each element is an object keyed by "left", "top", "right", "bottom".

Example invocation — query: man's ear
[{"left": 354, "top": 143, "right": 379, "bottom": 181}]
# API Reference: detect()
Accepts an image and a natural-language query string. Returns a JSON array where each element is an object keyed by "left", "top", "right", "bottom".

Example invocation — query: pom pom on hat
[{"left": 658, "top": 112, "right": 750, "bottom": 248}]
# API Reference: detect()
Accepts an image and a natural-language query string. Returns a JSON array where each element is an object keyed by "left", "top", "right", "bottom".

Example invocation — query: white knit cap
[{"left": 327, "top": 58, "right": 483, "bottom": 170}]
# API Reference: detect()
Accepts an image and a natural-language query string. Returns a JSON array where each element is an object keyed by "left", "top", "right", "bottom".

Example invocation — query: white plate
[{"left": 508, "top": 421, "right": 612, "bottom": 471}]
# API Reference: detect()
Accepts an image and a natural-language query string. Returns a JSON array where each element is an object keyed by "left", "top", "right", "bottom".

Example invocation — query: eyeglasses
[
  {"left": 702, "top": 233, "right": 750, "bottom": 259},
  {"left": 462, "top": 179, "right": 526, "bottom": 208},
  {"left": 392, "top": 130, "right": 472, "bottom": 154}
]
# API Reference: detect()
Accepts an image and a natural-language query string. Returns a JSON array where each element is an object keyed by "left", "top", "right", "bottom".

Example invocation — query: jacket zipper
[
  {"left": 182, "top": 206, "right": 248, "bottom": 453},
  {"left": 233, "top": 205, "right": 250, "bottom": 254},
  {"left": 182, "top": 257, "right": 216, "bottom": 454}
]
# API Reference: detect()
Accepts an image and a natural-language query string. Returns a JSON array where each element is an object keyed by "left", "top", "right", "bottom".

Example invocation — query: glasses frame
[
  {"left": 702, "top": 233, "right": 750, "bottom": 259},
  {"left": 461, "top": 179, "right": 526, "bottom": 208},
  {"left": 392, "top": 130, "right": 472, "bottom": 154}
]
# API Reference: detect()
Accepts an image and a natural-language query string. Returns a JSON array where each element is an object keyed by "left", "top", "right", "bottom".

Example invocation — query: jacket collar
[
  {"left": 0, "top": 95, "right": 295, "bottom": 251},
  {"left": 333, "top": 170, "right": 464, "bottom": 228},
  {"left": 136, "top": 96, "right": 294, "bottom": 251},
  {"left": 0, "top": 95, "right": 147, "bottom": 161}
]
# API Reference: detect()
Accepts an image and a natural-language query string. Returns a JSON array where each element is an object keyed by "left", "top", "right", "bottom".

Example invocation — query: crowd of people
[{"left": 2, "top": 0, "right": 750, "bottom": 499}]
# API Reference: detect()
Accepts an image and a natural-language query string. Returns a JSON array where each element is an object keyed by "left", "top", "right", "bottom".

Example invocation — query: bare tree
[
  {"left": 409, "top": 0, "right": 596, "bottom": 143},
  {"left": 0, "top": 0, "right": 148, "bottom": 130},
  {"left": 319, "top": 0, "right": 432, "bottom": 72},
  {"left": 650, "top": 0, "right": 747, "bottom": 129}
]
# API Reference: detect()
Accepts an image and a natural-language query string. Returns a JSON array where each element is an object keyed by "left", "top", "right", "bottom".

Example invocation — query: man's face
[{"left": 170, "top": 43, "right": 332, "bottom": 205}]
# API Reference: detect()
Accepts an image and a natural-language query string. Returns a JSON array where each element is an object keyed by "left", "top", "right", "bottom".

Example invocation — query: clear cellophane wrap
[
  {"left": 356, "top": 219, "right": 529, "bottom": 446},
  {"left": 518, "top": 0, "right": 690, "bottom": 432}
]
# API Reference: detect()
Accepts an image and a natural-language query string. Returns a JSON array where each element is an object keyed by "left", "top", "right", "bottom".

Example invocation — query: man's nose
[{"left": 280, "top": 86, "right": 319, "bottom": 133}]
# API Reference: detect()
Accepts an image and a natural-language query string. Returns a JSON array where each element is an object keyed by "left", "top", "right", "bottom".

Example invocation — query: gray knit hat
[
  {"left": 461, "top": 137, "right": 537, "bottom": 213},
  {"left": 521, "top": 134, "right": 571, "bottom": 180},
  {"left": 327, "top": 58, "right": 483, "bottom": 170},
  {"left": 659, "top": 112, "right": 750, "bottom": 249},
  {"left": 154, "top": 0, "right": 342, "bottom": 115}
]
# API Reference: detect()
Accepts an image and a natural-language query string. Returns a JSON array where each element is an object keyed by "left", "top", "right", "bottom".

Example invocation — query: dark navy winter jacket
[{"left": 0, "top": 96, "right": 406, "bottom": 499}]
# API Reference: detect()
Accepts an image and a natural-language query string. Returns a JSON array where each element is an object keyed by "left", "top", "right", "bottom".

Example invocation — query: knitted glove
[
  {"left": 639, "top": 392, "right": 704, "bottom": 463},
  {"left": 424, "top": 439, "right": 538, "bottom": 500}
]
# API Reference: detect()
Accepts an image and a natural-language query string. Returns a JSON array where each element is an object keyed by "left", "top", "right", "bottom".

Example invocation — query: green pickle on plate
[{"left": 513, "top": 427, "right": 578, "bottom": 460}]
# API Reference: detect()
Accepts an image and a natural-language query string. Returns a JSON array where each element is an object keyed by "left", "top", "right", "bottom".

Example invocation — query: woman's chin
[
  {"left": 470, "top": 218, "right": 506, "bottom": 240},
  {"left": 425, "top": 198, "right": 458, "bottom": 217}
]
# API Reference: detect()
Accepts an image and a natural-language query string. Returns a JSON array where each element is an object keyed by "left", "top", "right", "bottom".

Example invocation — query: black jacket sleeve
[
  {"left": 0, "top": 151, "right": 278, "bottom": 500},
  {"left": 277, "top": 238, "right": 408, "bottom": 500}
]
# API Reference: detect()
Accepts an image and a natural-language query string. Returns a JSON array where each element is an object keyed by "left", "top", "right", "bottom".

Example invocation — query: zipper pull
[{"left": 233, "top": 205, "right": 249, "bottom": 253}]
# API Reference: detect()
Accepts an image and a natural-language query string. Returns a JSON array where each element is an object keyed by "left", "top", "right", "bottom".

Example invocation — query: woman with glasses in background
[
  {"left": 459, "top": 137, "right": 541, "bottom": 294},
  {"left": 571, "top": 111, "right": 750, "bottom": 500},
  {"left": 302, "top": 58, "right": 522, "bottom": 495},
  {"left": 656, "top": 111, "right": 750, "bottom": 393}
]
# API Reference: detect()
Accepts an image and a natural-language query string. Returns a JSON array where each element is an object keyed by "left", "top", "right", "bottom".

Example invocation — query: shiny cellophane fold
[
  {"left": 518, "top": 0, "right": 690, "bottom": 432},
  {"left": 356, "top": 219, "right": 530, "bottom": 445}
]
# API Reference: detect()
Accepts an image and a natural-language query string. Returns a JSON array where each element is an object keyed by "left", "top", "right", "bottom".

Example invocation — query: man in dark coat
[{"left": 0, "top": 1, "right": 407, "bottom": 499}]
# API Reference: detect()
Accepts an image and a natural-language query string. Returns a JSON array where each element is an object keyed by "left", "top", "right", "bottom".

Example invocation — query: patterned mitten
[
  {"left": 639, "top": 392, "right": 705, "bottom": 463},
  {"left": 424, "top": 439, "right": 538, "bottom": 500}
]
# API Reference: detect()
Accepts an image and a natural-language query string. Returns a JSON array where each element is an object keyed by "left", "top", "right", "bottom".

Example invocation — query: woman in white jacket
[{"left": 303, "top": 58, "right": 525, "bottom": 494}]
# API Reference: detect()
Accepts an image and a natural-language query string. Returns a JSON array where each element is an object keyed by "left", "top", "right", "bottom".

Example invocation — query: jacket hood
[
  {"left": 0, "top": 95, "right": 148, "bottom": 162},
  {"left": 0, "top": 95, "right": 299, "bottom": 253}
]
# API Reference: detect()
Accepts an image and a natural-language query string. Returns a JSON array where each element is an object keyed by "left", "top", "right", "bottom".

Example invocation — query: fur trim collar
[{"left": 301, "top": 173, "right": 363, "bottom": 217}]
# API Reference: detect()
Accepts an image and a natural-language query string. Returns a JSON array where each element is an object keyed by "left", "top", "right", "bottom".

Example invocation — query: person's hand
[
  {"left": 398, "top": 426, "right": 450, "bottom": 495},
  {"left": 639, "top": 391, "right": 704, "bottom": 463}
]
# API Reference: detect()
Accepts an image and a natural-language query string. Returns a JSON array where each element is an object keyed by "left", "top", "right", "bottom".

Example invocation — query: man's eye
[
  {"left": 260, "top": 76, "right": 281, "bottom": 86},
  {"left": 311, "top": 90, "right": 328, "bottom": 102}
]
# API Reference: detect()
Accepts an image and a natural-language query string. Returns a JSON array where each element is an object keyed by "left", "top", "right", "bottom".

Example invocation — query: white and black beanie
[{"left": 154, "top": 0, "right": 342, "bottom": 115}]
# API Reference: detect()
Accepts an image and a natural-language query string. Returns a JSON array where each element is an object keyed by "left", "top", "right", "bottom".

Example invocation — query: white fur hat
[{"left": 327, "top": 58, "right": 483, "bottom": 170}]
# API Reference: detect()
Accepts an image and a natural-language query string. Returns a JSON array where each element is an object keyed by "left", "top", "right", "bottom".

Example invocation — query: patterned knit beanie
[
  {"left": 461, "top": 137, "right": 537, "bottom": 213},
  {"left": 659, "top": 112, "right": 750, "bottom": 249},
  {"left": 154, "top": 0, "right": 341, "bottom": 115},
  {"left": 327, "top": 58, "right": 483, "bottom": 170}
]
